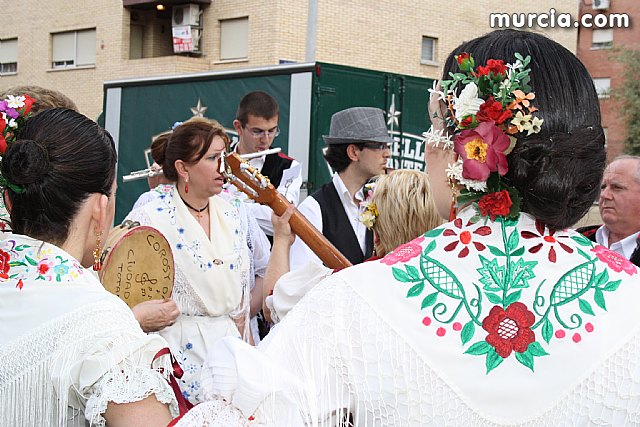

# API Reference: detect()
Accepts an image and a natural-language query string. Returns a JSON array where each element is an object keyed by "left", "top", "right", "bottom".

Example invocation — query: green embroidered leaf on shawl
[
  {"left": 461, "top": 320, "right": 475, "bottom": 345},
  {"left": 528, "top": 341, "right": 549, "bottom": 357},
  {"left": 420, "top": 255, "right": 464, "bottom": 299},
  {"left": 604, "top": 279, "right": 621, "bottom": 292},
  {"left": 504, "top": 290, "right": 522, "bottom": 306},
  {"left": 542, "top": 317, "right": 553, "bottom": 344},
  {"left": 424, "top": 228, "right": 444, "bottom": 238},
  {"left": 549, "top": 261, "right": 596, "bottom": 306},
  {"left": 423, "top": 239, "right": 437, "bottom": 256},
  {"left": 406, "top": 264, "right": 421, "bottom": 281},
  {"left": 577, "top": 247, "right": 591, "bottom": 260},
  {"left": 506, "top": 229, "right": 520, "bottom": 252},
  {"left": 594, "top": 289, "right": 607, "bottom": 311},
  {"left": 421, "top": 292, "right": 438, "bottom": 309},
  {"left": 515, "top": 348, "right": 535, "bottom": 372},
  {"left": 406, "top": 282, "right": 425, "bottom": 298},
  {"left": 510, "top": 259, "right": 537, "bottom": 289},
  {"left": 485, "top": 292, "right": 503, "bottom": 305},
  {"left": 14, "top": 245, "right": 29, "bottom": 251},
  {"left": 465, "top": 340, "right": 492, "bottom": 355},
  {"left": 25, "top": 256, "right": 37, "bottom": 266},
  {"left": 485, "top": 348, "right": 504, "bottom": 373},
  {"left": 510, "top": 246, "right": 525, "bottom": 257},
  {"left": 9, "top": 261, "right": 27, "bottom": 267},
  {"left": 578, "top": 298, "right": 595, "bottom": 316},
  {"left": 594, "top": 269, "right": 609, "bottom": 286},
  {"left": 487, "top": 245, "right": 506, "bottom": 257},
  {"left": 571, "top": 234, "right": 593, "bottom": 247},
  {"left": 478, "top": 255, "right": 505, "bottom": 292},
  {"left": 392, "top": 266, "right": 411, "bottom": 283}
]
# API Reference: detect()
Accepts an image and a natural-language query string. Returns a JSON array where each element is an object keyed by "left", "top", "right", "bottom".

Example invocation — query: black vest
[
  {"left": 577, "top": 224, "right": 640, "bottom": 267},
  {"left": 260, "top": 152, "right": 294, "bottom": 188},
  {"left": 310, "top": 182, "right": 373, "bottom": 265}
]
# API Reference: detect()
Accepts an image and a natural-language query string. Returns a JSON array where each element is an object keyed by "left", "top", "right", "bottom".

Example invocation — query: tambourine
[{"left": 99, "top": 220, "right": 174, "bottom": 308}]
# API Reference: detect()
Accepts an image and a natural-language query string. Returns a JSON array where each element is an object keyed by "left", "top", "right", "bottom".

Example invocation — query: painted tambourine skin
[{"left": 99, "top": 223, "right": 174, "bottom": 308}]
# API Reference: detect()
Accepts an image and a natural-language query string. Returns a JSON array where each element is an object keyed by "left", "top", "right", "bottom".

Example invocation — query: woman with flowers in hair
[
  {"left": 175, "top": 29, "right": 640, "bottom": 426},
  {"left": 0, "top": 108, "right": 178, "bottom": 426}
]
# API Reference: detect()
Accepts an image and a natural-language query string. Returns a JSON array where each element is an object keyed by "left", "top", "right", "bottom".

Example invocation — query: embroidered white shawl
[
  {"left": 0, "top": 234, "right": 177, "bottom": 427},
  {"left": 200, "top": 209, "right": 640, "bottom": 426}
]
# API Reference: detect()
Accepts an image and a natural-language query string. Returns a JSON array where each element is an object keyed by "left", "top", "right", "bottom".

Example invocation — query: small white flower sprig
[
  {"left": 358, "top": 181, "right": 378, "bottom": 230},
  {"left": 424, "top": 53, "right": 544, "bottom": 221}
]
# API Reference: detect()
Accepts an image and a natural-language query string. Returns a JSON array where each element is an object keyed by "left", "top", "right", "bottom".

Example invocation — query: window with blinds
[
  {"left": 0, "top": 38, "right": 18, "bottom": 75},
  {"left": 421, "top": 36, "right": 437, "bottom": 64},
  {"left": 220, "top": 17, "right": 248, "bottom": 60},
  {"left": 593, "top": 77, "right": 611, "bottom": 99},
  {"left": 52, "top": 29, "right": 96, "bottom": 69},
  {"left": 591, "top": 29, "right": 613, "bottom": 49}
]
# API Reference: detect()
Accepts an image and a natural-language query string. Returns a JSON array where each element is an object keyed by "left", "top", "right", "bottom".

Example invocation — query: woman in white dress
[
  {"left": 125, "top": 117, "right": 269, "bottom": 406},
  {"left": 0, "top": 108, "right": 177, "bottom": 426}
]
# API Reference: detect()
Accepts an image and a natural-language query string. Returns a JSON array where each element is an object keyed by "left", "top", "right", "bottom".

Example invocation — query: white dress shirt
[
  {"left": 595, "top": 225, "right": 639, "bottom": 260},
  {"left": 289, "top": 173, "right": 368, "bottom": 271}
]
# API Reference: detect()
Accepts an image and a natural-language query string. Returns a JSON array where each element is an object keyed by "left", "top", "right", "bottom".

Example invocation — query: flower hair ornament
[
  {"left": 358, "top": 181, "right": 378, "bottom": 230},
  {"left": 424, "top": 52, "right": 542, "bottom": 222},
  {"left": 0, "top": 94, "right": 35, "bottom": 193}
]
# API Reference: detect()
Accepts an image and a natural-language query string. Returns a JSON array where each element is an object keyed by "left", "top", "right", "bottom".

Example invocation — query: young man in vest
[
  {"left": 231, "top": 91, "right": 302, "bottom": 236},
  {"left": 289, "top": 107, "right": 392, "bottom": 270}
]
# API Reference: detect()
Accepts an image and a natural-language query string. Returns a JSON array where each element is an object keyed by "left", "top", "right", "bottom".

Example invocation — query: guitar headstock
[{"left": 223, "top": 152, "right": 277, "bottom": 204}]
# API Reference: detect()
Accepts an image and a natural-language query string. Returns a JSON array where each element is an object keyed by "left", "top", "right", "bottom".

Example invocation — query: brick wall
[{"left": 1, "top": 0, "right": 579, "bottom": 120}]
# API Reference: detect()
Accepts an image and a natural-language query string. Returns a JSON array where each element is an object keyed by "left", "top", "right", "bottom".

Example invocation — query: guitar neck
[
  {"left": 224, "top": 152, "right": 351, "bottom": 270},
  {"left": 267, "top": 193, "right": 352, "bottom": 270}
]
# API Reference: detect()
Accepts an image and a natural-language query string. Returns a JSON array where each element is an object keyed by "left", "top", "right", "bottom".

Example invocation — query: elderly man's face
[{"left": 599, "top": 158, "right": 640, "bottom": 238}]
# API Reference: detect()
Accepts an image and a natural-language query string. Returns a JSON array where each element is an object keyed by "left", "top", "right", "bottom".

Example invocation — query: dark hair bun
[
  {"left": 506, "top": 126, "right": 605, "bottom": 229},
  {"left": 2, "top": 139, "right": 51, "bottom": 185}
]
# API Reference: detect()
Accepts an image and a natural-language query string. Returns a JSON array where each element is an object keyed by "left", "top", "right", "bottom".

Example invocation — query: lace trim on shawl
[
  {"left": 261, "top": 275, "right": 640, "bottom": 426},
  {"left": 173, "top": 398, "right": 252, "bottom": 427},
  {"left": 0, "top": 300, "right": 177, "bottom": 427}
]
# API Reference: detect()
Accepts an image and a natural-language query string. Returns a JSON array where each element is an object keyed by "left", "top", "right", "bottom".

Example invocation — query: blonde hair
[{"left": 372, "top": 170, "right": 442, "bottom": 256}]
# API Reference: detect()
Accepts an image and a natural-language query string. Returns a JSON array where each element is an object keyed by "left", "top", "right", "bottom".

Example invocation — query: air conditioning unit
[
  {"left": 172, "top": 4, "right": 201, "bottom": 26},
  {"left": 592, "top": 0, "right": 610, "bottom": 10}
]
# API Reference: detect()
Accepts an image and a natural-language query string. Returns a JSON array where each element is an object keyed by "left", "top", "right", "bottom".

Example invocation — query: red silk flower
[{"left": 476, "top": 96, "right": 513, "bottom": 125}]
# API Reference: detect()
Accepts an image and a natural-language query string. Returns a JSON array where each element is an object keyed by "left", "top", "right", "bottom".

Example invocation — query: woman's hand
[
  {"left": 132, "top": 299, "right": 180, "bottom": 333},
  {"left": 271, "top": 206, "right": 296, "bottom": 246}
]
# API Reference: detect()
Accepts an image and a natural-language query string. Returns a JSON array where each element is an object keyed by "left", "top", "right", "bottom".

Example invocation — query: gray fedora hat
[{"left": 323, "top": 107, "right": 393, "bottom": 145}]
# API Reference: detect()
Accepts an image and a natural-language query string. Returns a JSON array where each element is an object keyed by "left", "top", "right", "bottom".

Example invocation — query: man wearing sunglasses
[
  {"left": 289, "top": 107, "right": 392, "bottom": 270},
  {"left": 232, "top": 91, "right": 303, "bottom": 237}
]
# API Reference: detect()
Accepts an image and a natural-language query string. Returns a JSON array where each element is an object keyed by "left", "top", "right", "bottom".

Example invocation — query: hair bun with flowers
[
  {"left": 0, "top": 94, "right": 35, "bottom": 193},
  {"left": 425, "top": 52, "right": 543, "bottom": 222}
]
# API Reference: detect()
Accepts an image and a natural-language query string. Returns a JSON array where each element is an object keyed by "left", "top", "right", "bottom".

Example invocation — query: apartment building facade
[
  {"left": 1, "top": 1, "right": 578, "bottom": 121},
  {"left": 576, "top": 0, "right": 639, "bottom": 160}
]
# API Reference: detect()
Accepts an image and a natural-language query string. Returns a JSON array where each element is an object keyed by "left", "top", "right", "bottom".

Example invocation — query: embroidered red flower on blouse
[
  {"left": 482, "top": 302, "right": 535, "bottom": 358},
  {"left": 381, "top": 236, "right": 425, "bottom": 266},
  {"left": 591, "top": 245, "right": 637, "bottom": 276},
  {"left": 0, "top": 249, "right": 11, "bottom": 279},
  {"left": 442, "top": 218, "right": 491, "bottom": 258},
  {"left": 521, "top": 220, "right": 573, "bottom": 263},
  {"left": 37, "top": 262, "right": 50, "bottom": 275}
]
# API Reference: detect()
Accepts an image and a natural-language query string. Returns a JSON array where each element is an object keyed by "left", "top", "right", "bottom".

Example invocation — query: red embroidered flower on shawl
[
  {"left": 0, "top": 249, "right": 11, "bottom": 279},
  {"left": 442, "top": 218, "right": 491, "bottom": 258},
  {"left": 381, "top": 236, "right": 425, "bottom": 266},
  {"left": 521, "top": 220, "right": 573, "bottom": 263},
  {"left": 482, "top": 302, "right": 535, "bottom": 358},
  {"left": 591, "top": 245, "right": 637, "bottom": 276}
]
